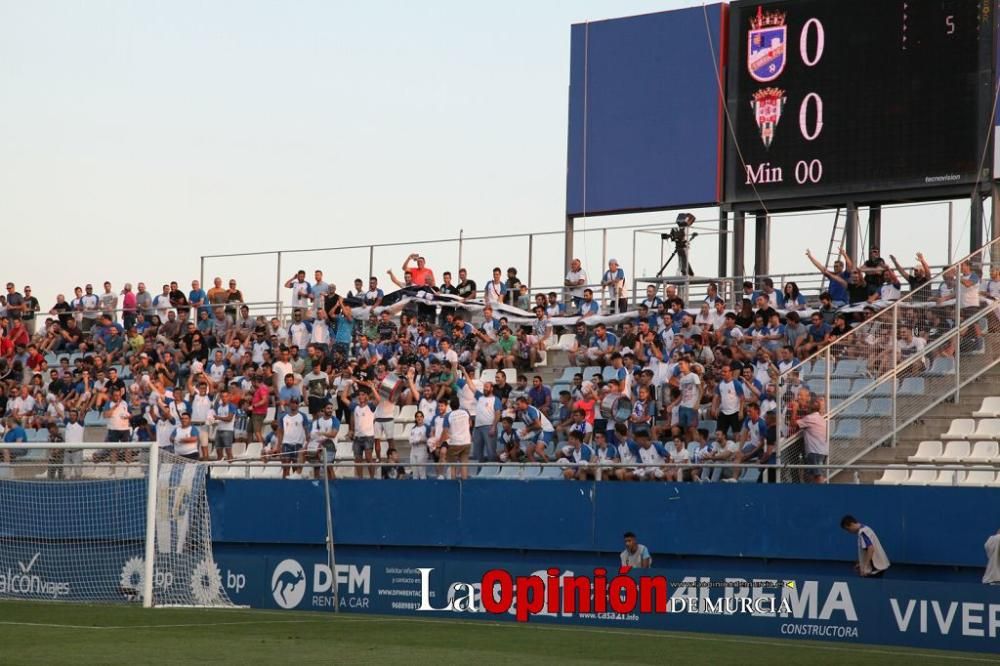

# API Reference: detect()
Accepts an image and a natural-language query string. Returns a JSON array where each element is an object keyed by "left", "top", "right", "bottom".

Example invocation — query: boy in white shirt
[{"left": 408, "top": 411, "right": 430, "bottom": 480}]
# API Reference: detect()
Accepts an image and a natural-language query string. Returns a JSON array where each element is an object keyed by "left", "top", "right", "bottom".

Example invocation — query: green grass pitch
[{"left": 0, "top": 601, "right": 994, "bottom": 664}]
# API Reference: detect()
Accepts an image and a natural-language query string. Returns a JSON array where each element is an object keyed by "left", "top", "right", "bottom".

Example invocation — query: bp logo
[{"left": 271, "top": 559, "right": 307, "bottom": 609}]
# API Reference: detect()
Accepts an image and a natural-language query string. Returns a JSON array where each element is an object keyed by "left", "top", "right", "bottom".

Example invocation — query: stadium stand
[{"left": 0, "top": 245, "right": 996, "bottom": 486}]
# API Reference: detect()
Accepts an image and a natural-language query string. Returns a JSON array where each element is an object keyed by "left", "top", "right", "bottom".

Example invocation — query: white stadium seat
[
  {"left": 937, "top": 440, "right": 970, "bottom": 463},
  {"left": 971, "top": 419, "right": 1000, "bottom": 441},
  {"left": 967, "top": 441, "right": 1000, "bottom": 463},
  {"left": 928, "top": 469, "right": 962, "bottom": 486},
  {"left": 873, "top": 466, "right": 908, "bottom": 485},
  {"left": 960, "top": 467, "right": 997, "bottom": 487},
  {"left": 902, "top": 466, "right": 938, "bottom": 485},
  {"left": 908, "top": 441, "right": 941, "bottom": 463},
  {"left": 971, "top": 397, "right": 1000, "bottom": 418},
  {"left": 941, "top": 419, "right": 975, "bottom": 440}
]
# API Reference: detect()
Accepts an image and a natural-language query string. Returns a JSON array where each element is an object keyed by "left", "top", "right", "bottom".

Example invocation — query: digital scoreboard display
[{"left": 725, "top": 0, "right": 994, "bottom": 206}]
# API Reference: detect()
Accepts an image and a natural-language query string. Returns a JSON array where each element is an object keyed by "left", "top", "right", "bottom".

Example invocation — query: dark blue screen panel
[{"left": 566, "top": 4, "right": 726, "bottom": 216}]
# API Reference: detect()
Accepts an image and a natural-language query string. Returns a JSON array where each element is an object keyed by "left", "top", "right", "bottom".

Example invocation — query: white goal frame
[{"left": 0, "top": 442, "right": 161, "bottom": 608}]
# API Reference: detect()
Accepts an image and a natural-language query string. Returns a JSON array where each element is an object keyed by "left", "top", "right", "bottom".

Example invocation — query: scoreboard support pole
[
  {"left": 844, "top": 204, "right": 859, "bottom": 266},
  {"left": 991, "top": 184, "right": 1000, "bottom": 245},
  {"left": 732, "top": 211, "right": 746, "bottom": 281},
  {"left": 971, "top": 192, "right": 984, "bottom": 256},
  {"left": 867, "top": 206, "right": 882, "bottom": 255},
  {"left": 753, "top": 212, "right": 769, "bottom": 277},
  {"left": 718, "top": 209, "right": 729, "bottom": 279},
  {"left": 564, "top": 214, "right": 574, "bottom": 289}
]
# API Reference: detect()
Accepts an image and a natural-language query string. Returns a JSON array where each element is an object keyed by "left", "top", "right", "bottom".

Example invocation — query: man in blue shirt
[
  {"left": 526, "top": 376, "right": 551, "bottom": 414},
  {"left": 799, "top": 312, "right": 832, "bottom": 358},
  {"left": 2, "top": 417, "right": 27, "bottom": 464},
  {"left": 189, "top": 279, "right": 209, "bottom": 318}
]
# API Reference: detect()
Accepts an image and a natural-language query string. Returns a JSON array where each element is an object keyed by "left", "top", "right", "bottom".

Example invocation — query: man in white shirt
[
  {"left": 307, "top": 403, "right": 341, "bottom": 480},
  {"left": 840, "top": 515, "right": 891, "bottom": 577},
  {"left": 63, "top": 410, "right": 86, "bottom": 479},
  {"left": 620, "top": 531, "right": 651, "bottom": 568},
  {"left": 272, "top": 348, "right": 295, "bottom": 392},
  {"left": 284, "top": 270, "right": 313, "bottom": 312},
  {"left": 277, "top": 397, "right": 310, "bottom": 479},
  {"left": 212, "top": 391, "right": 238, "bottom": 462},
  {"left": 103, "top": 388, "right": 131, "bottom": 465},
  {"left": 438, "top": 398, "right": 473, "bottom": 479},
  {"left": 983, "top": 529, "right": 1000, "bottom": 585},
  {"left": 564, "top": 258, "right": 588, "bottom": 310},
  {"left": 186, "top": 380, "right": 215, "bottom": 460},
  {"left": 676, "top": 360, "right": 702, "bottom": 433},
  {"left": 344, "top": 387, "right": 378, "bottom": 479},
  {"left": 710, "top": 364, "right": 744, "bottom": 437},
  {"left": 170, "top": 413, "right": 201, "bottom": 460}
]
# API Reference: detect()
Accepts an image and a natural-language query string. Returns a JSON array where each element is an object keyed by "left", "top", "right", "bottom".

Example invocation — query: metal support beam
[
  {"left": 971, "top": 192, "right": 984, "bottom": 255},
  {"left": 732, "top": 211, "right": 745, "bottom": 280},
  {"left": 844, "top": 203, "right": 859, "bottom": 266},
  {"left": 564, "top": 216, "right": 575, "bottom": 277},
  {"left": 753, "top": 212, "right": 769, "bottom": 278},
  {"left": 992, "top": 184, "right": 1000, "bottom": 242},
  {"left": 718, "top": 209, "right": 729, "bottom": 279},
  {"left": 867, "top": 204, "right": 882, "bottom": 254}
]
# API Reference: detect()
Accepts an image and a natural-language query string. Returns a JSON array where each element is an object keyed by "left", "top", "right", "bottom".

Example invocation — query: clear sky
[{"left": 0, "top": 0, "right": 974, "bottom": 310}]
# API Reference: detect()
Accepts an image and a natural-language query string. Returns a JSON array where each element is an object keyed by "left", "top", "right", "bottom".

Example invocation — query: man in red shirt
[
  {"left": 248, "top": 375, "right": 271, "bottom": 444},
  {"left": 8, "top": 319, "right": 29, "bottom": 348},
  {"left": 402, "top": 253, "right": 435, "bottom": 288}
]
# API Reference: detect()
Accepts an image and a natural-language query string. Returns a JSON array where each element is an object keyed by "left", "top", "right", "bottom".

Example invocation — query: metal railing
[
  {"left": 776, "top": 236, "right": 1000, "bottom": 482},
  {"left": 199, "top": 200, "right": 959, "bottom": 321}
]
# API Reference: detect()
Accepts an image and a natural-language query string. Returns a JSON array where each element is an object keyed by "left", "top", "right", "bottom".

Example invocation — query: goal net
[{"left": 0, "top": 443, "right": 234, "bottom": 608}]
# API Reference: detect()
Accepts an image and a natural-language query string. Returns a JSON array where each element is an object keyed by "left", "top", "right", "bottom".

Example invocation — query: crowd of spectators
[{"left": 0, "top": 246, "right": 993, "bottom": 482}]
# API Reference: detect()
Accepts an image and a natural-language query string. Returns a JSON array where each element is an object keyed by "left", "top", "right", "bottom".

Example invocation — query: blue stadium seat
[
  {"left": 899, "top": 378, "right": 926, "bottom": 396},
  {"left": 868, "top": 398, "right": 892, "bottom": 417},
  {"left": 841, "top": 399, "right": 868, "bottom": 417},
  {"left": 700, "top": 419, "right": 717, "bottom": 435},
  {"left": 521, "top": 465, "right": 543, "bottom": 479},
  {"left": 601, "top": 367, "right": 619, "bottom": 382},
  {"left": 852, "top": 378, "right": 872, "bottom": 393},
  {"left": 557, "top": 367, "right": 582, "bottom": 383},
  {"left": 84, "top": 411, "right": 106, "bottom": 427},
  {"left": 868, "top": 381, "right": 891, "bottom": 398},
  {"left": 829, "top": 379, "right": 852, "bottom": 398},
  {"left": 537, "top": 465, "right": 564, "bottom": 480},
  {"left": 739, "top": 468, "right": 760, "bottom": 483},
  {"left": 928, "top": 357, "right": 956, "bottom": 376},
  {"left": 804, "top": 359, "right": 827, "bottom": 378},
  {"left": 476, "top": 465, "right": 500, "bottom": 479},
  {"left": 831, "top": 419, "right": 861, "bottom": 439},
  {"left": 834, "top": 359, "right": 865, "bottom": 377}
]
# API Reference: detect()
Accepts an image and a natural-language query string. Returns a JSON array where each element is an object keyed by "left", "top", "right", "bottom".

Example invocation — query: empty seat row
[
  {"left": 875, "top": 465, "right": 1000, "bottom": 486},
  {"left": 827, "top": 377, "right": 926, "bottom": 399},
  {"left": 909, "top": 440, "right": 1000, "bottom": 463},
  {"left": 476, "top": 464, "right": 565, "bottom": 480},
  {"left": 941, "top": 419, "right": 1000, "bottom": 440}
]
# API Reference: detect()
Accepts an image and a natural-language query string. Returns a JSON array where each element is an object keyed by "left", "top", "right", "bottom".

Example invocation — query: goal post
[{"left": 0, "top": 442, "right": 234, "bottom": 608}]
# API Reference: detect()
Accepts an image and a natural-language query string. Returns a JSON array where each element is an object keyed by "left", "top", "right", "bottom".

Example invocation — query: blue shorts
[
  {"left": 678, "top": 407, "right": 698, "bottom": 429},
  {"left": 281, "top": 443, "right": 303, "bottom": 460}
]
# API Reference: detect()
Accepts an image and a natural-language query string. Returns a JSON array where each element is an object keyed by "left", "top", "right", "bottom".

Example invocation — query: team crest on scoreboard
[
  {"left": 748, "top": 7, "right": 787, "bottom": 83},
  {"left": 751, "top": 88, "right": 786, "bottom": 149}
]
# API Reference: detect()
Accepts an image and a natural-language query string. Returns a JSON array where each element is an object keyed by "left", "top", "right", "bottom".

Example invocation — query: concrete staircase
[{"left": 832, "top": 362, "right": 1000, "bottom": 484}]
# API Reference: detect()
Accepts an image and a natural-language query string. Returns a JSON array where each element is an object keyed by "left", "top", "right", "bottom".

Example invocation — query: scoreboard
[{"left": 724, "top": 0, "right": 995, "bottom": 206}]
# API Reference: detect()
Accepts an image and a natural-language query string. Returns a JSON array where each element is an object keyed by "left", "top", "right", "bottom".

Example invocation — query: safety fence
[{"left": 777, "top": 236, "right": 1000, "bottom": 482}]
